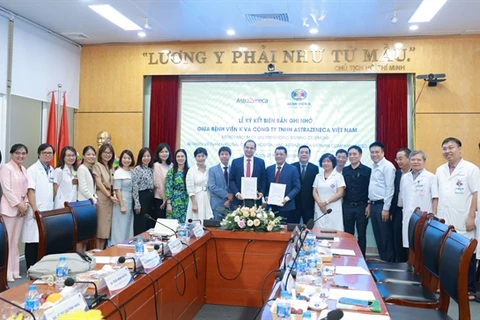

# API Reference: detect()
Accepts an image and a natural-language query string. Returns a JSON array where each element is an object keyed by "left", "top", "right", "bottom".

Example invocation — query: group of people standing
[{"left": 0, "top": 137, "right": 478, "bottom": 299}]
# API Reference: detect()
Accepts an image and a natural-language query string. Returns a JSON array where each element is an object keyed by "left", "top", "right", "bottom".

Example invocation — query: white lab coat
[
  {"left": 53, "top": 166, "right": 78, "bottom": 209},
  {"left": 436, "top": 159, "right": 479, "bottom": 239},
  {"left": 399, "top": 169, "right": 438, "bottom": 247},
  {"left": 22, "top": 160, "right": 54, "bottom": 243}
]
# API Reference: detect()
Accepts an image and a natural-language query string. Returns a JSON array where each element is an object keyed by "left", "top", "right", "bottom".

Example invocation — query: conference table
[{"left": 0, "top": 227, "right": 389, "bottom": 319}]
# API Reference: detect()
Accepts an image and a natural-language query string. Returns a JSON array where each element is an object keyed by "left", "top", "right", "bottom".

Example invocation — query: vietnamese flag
[
  {"left": 58, "top": 92, "right": 69, "bottom": 161},
  {"left": 46, "top": 92, "right": 57, "bottom": 167}
]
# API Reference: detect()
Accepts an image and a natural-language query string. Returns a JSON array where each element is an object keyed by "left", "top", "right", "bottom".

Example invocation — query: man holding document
[
  {"left": 229, "top": 140, "right": 266, "bottom": 208},
  {"left": 265, "top": 146, "right": 301, "bottom": 223}
]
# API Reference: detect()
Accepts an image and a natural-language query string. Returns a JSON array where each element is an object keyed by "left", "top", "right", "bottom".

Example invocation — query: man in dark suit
[
  {"left": 208, "top": 146, "right": 233, "bottom": 220},
  {"left": 392, "top": 147, "right": 411, "bottom": 262},
  {"left": 229, "top": 140, "right": 266, "bottom": 207},
  {"left": 292, "top": 145, "right": 319, "bottom": 224},
  {"left": 265, "top": 146, "right": 301, "bottom": 223}
]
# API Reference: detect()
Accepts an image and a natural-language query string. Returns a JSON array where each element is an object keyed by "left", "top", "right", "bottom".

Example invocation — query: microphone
[
  {"left": 187, "top": 218, "right": 202, "bottom": 224},
  {"left": 0, "top": 296, "right": 36, "bottom": 319},
  {"left": 145, "top": 214, "right": 178, "bottom": 236},
  {"left": 64, "top": 277, "right": 106, "bottom": 309},
  {"left": 306, "top": 208, "right": 332, "bottom": 229},
  {"left": 118, "top": 256, "right": 138, "bottom": 275},
  {"left": 321, "top": 309, "right": 344, "bottom": 320},
  {"left": 274, "top": 269, "right": 286, "bottom": 282}
]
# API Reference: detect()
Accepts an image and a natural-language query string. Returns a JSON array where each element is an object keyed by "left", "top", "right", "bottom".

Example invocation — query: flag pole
[{"left": 57, "top": 84, "right": 62, "bottom": 153}]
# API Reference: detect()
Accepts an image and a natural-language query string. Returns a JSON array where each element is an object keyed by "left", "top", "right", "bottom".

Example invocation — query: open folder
[{"left": 152, "top": 218, "right": 179, "bottom": 236}]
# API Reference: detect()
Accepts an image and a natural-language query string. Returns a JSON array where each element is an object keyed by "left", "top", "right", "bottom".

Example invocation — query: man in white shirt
[
  {"left": 399, "top": 150, "right": 438, "bottom": 248},
  {"left": 434, "top": 137, "right": 478, "bottom": 300},
  {"left": 368, "top": 142, "right": 396, "bottom": 262}
]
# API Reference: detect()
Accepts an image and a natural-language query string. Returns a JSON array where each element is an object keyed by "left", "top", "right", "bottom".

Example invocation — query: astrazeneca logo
[
  {"left": 236, "top": 98, "right": 269, "bottom": 103},
  {"left": 291, "top": 89, "right": 307, "bottom": 101}
]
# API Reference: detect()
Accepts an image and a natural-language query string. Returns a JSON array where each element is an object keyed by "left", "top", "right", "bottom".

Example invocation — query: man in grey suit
[{"left": 208, "top": 146, "right": 233, "bottom": 220}]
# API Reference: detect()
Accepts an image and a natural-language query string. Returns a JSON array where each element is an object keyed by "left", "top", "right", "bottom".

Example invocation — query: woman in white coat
[
  {"left": 24, "top": 143, "right": 55, "bottom": 269},
  {"left": 312, "top": 153, "right": 345, "bottom": 230},
  {"left": 53, "top": 146, "right": 78, "bottom": 208},
  {"left": 399, "top": 150, "right": 438, "bottom": 248}
]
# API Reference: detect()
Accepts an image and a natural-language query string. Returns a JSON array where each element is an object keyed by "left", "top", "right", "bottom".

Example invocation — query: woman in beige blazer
[{"left": 0, "top": 144, "right": 29, "bottom": 282}]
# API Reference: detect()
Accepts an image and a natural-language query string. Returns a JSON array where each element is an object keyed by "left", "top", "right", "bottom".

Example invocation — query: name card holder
[
  {"left": 104, "top": 266, "right": 133, "bottom": 295},
  {"left": 168, "top": 238, "right": 183, "bottom": 255},
  {"left": 192, "top": 224, "right": 205, "bottom": 238},
  {"left": 43, "top": 291, "right": 88, "bottom": 320},
  {"left": 139, "top": 250, "right": 162, "bottom": 271}
]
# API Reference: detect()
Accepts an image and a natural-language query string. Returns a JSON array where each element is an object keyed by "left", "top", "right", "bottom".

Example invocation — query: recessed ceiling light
[
  {"left": 138, "top": 31, "right": 146, "bottom": 37},
  {"left": 409, "top": 25, "right": 419, "bottom": 31},
  {"left": 408, "top": 0, "right": 448, "bottom": 23},
  {"left": 310, "top": 44, "right": 319, "bottom": 50},
  {"left": 226, "top": 29, "right": 235, "bottom": 35},
  {"left": 309, "top": 28, "right": 318, "bottom": 34},
  {"left": 89, "top": 4, "right": 142, "bottom": 31},
  {"left": 394, "top": 43, "right": 403, "bottom": 49}
]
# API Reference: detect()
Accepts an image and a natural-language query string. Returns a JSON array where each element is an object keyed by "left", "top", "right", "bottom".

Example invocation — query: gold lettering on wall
[{"left": 141, "top": 44, "right": 415, "bottom": 72}]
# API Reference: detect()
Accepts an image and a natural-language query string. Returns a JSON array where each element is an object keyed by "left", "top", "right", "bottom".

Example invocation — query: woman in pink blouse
[{"left": 0, "top": 144, "right": 29, "bottom": 282}]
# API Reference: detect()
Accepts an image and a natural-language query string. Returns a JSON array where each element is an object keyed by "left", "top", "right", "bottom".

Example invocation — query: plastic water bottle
[
  {"left": 55, "top": 256, "right": 68, "bottom": 290},
  {"left": 24, "top": 285, "right": 40, "bottom": 312},
  {"left": 276, "top": 290, "right": 291, "bottom": 319},
  {"left": 178, "top": 223, "right": 188, "bottom": 241},
  {"left": 135, "top": 236, "right": 144, "bottom": 257},
  {"left": 302, "top": 311, "right": 312, "bottom": 319}
]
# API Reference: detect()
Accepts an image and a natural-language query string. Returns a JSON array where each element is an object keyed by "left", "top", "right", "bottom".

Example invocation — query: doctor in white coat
[
  {"left": 24, "top": 143, "right": 55, "bottom": 269},
  {"left": 399, "top": 150, "right": 438, "bottom": 248},
  {"left": 434, "top": 137, "right": 478, "bottom": 300}
]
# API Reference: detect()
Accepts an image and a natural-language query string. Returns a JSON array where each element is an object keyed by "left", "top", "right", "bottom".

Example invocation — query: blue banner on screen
[{"left": 180, "top": 80, "right": 376, "bottom": 167}]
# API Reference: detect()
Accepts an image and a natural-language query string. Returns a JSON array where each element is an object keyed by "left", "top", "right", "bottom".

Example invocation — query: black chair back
[
  {"left": 35, "top": 208, "right": 77, "bottom": 260},
  {"left": 438, "top": 231, "right": 477, "bottom": 320},
  {"left": 65, "top": 200, "right": 97, "bottom": 243},
  {"left": 420, "top": 218, "right": 452, "bottom": 287},
  {"left": 0, "top": 216, "right": 9, "bottom": 292}
]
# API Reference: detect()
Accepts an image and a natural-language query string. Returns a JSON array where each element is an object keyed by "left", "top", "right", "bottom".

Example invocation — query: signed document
[
  {"left": 268, "top": 183, "right": 286, "bottom": 206},
  {"left": 241, "top": 177, "right": 257, "bottom": 199}
]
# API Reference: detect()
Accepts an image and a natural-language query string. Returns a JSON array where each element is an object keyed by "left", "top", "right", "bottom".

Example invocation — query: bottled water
[
  {"left": 276, "top": 291, "right": 291, "bottom": 319},
  {"left": 178, "top": 223, "right": 188, "bottom": 241},
  {"left": 302, "top": 311, "right": 312, "bottom": 319},
  {"left": 24, "top": 285, "right": 40, "bottom": 312},
  {"left": 55, "top": 256, "right": 68, "bottom": 290},
  {"left": 135, "top": 236, "right": 145, "bottom": 257}
]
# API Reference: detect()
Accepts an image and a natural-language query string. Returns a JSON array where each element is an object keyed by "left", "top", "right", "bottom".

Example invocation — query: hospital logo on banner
[{"left": 291, "top": 89, "right": 307, "bottom": 101}]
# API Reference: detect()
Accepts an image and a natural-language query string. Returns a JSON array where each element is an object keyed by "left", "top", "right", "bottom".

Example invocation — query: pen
[
  {"left": 128, "top": 239, "right": 134, "bottom": 244},
  {"left": 331, "top": 284, "right": 355, "bottom": 290}
]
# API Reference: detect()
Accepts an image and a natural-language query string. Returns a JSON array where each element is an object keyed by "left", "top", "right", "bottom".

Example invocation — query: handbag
[{"left": 27, "top": 252, "right": 96, "bottom": 279}]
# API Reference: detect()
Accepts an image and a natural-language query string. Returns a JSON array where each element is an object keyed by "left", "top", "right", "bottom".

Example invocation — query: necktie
[
  {"left": 274, "top": 166, "right": 281, "bottom": 183},
  {"left": 223, "top": 166, "right": 228, "bottom": 184},
  {"left": 246, "top": 158, "right": 251, "bottom": 177},
  {"left": 301, "top": 164, "right": 306, "bottom": 180}
]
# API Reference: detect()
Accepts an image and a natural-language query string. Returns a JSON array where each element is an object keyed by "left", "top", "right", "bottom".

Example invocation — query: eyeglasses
[
  {"left": 14, "top": 152, "right": 27, "bottom": 156},
  {"left": 65, "top": 154, "right": 76, "bottom": 158},
  {"left": 103, "top": 152, "right": 113, "bottom": 155},
  {"left": 41, "top": 152, "right": 53, "bottom": 155}
]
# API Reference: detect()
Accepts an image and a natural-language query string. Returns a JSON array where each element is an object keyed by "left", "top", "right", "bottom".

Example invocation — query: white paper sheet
[
  {"left": 93, "top": 256, "right": 113, "bottom": 264},
  {"left": 335, "top": 266, "right": 370, "bottom": 275},
  {"left": 241, "top": 177, "right": 257, "bottom": 199},
  {"left": 267, "top": 182, "right": 286, "bottom": 205},
  {"left": 329, "top": 289, "right": 376, "bottom": 300},
  {"left": 330, "top": 248, "right": 356, "bottom": 256}
]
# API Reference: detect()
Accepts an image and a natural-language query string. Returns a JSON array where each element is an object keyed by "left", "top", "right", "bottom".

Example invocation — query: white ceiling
[{"left": 0, "top": 0, "right": 479, "bottom": 45}]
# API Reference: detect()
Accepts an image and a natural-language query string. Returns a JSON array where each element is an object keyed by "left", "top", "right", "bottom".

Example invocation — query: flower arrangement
[{"left": 220, "top": 205, "right": 283, "bottom": 232}]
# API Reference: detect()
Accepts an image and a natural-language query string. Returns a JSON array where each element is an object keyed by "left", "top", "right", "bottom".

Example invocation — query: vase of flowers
[{"left": 220, "top": 205, "right": 283, "bottom": 232}]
